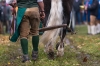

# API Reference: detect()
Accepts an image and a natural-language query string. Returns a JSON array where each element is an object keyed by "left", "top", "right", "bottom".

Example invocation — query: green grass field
[{"left": 0, "top": 25, "right": 100, "bottom": 66}]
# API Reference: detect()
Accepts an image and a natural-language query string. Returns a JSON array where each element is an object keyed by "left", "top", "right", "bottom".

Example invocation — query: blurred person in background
[
  {"left": 83, "top": 0, "right": 91, "bottom": 35},
  {"left": 85, "top": 0, "right": 99, "bottom": 35},
  {"left": 7, "top": 0, "right": 17, "bottom": 35},
  {"left": 70, "top": 8, "right": 76, "bottom": 33},
  {"left": 73, "top": 0, "right": 82, "bottom": 25},
  {"left": 6, "top": 4, "right": 13, "bottom": 34},
  {"left": 0, "top": 1, "right": 3, "bottom": 34},
  {"left": 96, "top": 0, "right": 100, "bottom": 34},
  {"left": 1, "top": 0, "right": 11, "bottom": 34}
]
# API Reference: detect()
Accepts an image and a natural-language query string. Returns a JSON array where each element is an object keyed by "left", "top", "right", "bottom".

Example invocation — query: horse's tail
[{"left": 40, "top": 0, "right": 63, "bottom": 46}]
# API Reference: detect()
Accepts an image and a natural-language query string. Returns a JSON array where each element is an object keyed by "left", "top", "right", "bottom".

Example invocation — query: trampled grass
[{"left": 0, "top": 25, "right": 100, "bottom": 66}]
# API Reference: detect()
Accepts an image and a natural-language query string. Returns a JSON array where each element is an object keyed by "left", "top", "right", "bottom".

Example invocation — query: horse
[{"left": 40, "top": 0, "right": 73, "bottom": 59}]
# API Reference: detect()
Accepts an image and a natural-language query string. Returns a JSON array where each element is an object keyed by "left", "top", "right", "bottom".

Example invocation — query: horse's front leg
[
  {"left": 56, "top": 16, "right": 70, "bottom": 56},
  {"left": 56, "top": 27, "right": 67, "bottom": 56},
  {"left": 56, "top": 41, "right": 64, "bottom": 56}
]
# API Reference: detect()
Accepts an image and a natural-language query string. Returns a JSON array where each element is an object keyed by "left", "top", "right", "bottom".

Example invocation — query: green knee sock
[
  {"left": 20, "top": 39, "right": 28, "bottom": 55},
  {"left": 32, "top": 35, "right": 39, "bottom": 51}
]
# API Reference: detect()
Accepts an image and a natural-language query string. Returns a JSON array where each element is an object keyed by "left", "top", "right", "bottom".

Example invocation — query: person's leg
[
  {"left": 98, "top": 20, "right": 100, "bottom": 33},
  {"left": 87, "top": 12, "right": 91, "bottom": 34},
  {"left": 6, "top": 20, "right": 9, "bottom": 33},
  {"left": 90, "top": 15, "right": 96, "bottom": 35},
  {"left": 29, "top": 7, "right": 40, "bottom": 60},
  {"left": 31, "top": 35, "right": 39, "bottom": 61},
  {"left": 75, "top": 11, "right": 77, "bottom": 25},
  {"left": 20, "top": 38, "right": 28, "bottom": 55},
  {"left": 81, "top": 11, "right": 84, "bottom": 24},
  {"left": 19, "top": 14, "right": 30, "bottom": 62},
  {"left": 0, "top": 21, "right": 3, "bottom": 34},
  {"left": 3, "top": 19, "right": 6, "bottom": 34},
  {"left": 32, "top": 36, "right": 39, "bottom": 51},
  {"left": 84, "top": 12, "right": 91, "bottom": 35},
  {"left": 83, "top": 12, "right": 86, "bottom": 22},
  {"left": 87, "top": 21, "right": 91, "bottom": 34},
  {"left": 71, "top": 9, "right": 75, "bottom": 32},
  {"left": 95, "top": 20, "right": 99, "bottom": 34},
  {"left": 77, "top": 11, "right": 81, "bottom": 25}
]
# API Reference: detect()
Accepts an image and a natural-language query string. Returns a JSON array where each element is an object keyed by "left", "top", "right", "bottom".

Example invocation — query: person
[
  {"left": 6, "top": 4, "right": 13, "bottom": 34},
  {"left": 96, "top": 0, "right": 100, "bottom": 34},
  {"left": 70, "top": 7, "right": 76, "bottom": 33},
  {"left": 1, "top": 0, "right": 11, "bottom": 34},
  {"left": 85, "top": 0, "right": 98, "bottom": 35},
  {"left": 73, "top": 0, "right": 82, "bottom": 25},
  {"left": 83, "top": 0, "right": 91, "bottom": 34},
  {"left": 7, "top": 0, "right": 45, "bottom": 63},
  {"left": 0, "top": 1, "right": 3, "bottom": 34}
]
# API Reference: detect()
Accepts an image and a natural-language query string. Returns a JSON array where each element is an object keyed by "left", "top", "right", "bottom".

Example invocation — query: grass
[{"left": 0, "top": 25, "right": 100, "bottom": 66}]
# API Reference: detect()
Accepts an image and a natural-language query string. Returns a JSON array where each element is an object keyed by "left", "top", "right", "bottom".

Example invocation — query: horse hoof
[
  {"left": 56, "top": 42, "right": 64, "bottom": 56},
  {"left": 47, "top": 51, "right": 55, "bottom": 60},
  {"left": 56, "top": 50, "right": 64, "bottom": 57}
]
